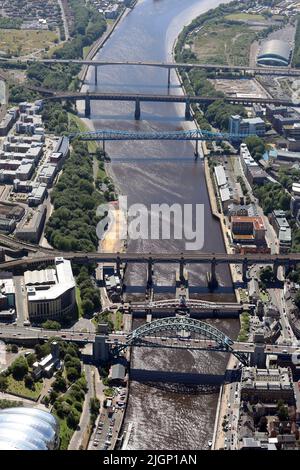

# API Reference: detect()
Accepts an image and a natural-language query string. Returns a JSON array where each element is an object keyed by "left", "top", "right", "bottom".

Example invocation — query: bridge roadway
[
  {"left": 0, "top": 325, "right": 298, "bottom": 357},
  {"left": 127, "top": 299, "right": 254, "bottom": 312},
  {"left": 44, "top": 91, "right": 298, "bottom": 108},
  {"left": 0, "top": 251, "right": 299, "bottom": 271},
  {"left": 4, "top": 58, "right": 300, "bottom": 78}
]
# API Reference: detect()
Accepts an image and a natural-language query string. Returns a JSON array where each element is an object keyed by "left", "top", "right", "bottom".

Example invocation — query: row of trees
[
  {"left": 45, "top": 140, "right": 101, "bottom": 252},
  {"left": 41, "top": 102, "right": 69, "bottom": 135},
  {"left": 253, "top": 182, "right": 291, "bottom": 215},
  {"left": 27, "top": 63, "right": 80, "bottom": 92},
  {"left": 76, "top": 265, "right": 100, "bottom": 316}
]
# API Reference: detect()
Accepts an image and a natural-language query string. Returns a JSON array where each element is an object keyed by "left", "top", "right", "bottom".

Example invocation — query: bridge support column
[
  {"left": 284, "top": 262, "right": 292, "bottom": 278},
  {"left": 135, "top": 98, "right": 141, "bottom": 120},
  {"left": 102, "top": 138, "right": 105, "bottom": 154},
  {"left": 273, "top": 260, "right": 280, "bottom": 280},
  {"left": 93, "top": 335, "right": 109, "bottom": 363},
  {"left": 242, "top": 259, "right": 248, "bottom": 283},
  {"left": 116, "top": 256, "right": 121, "bottom": 277},
  {"left": 167, "top": 68, "right": 171, "bottom": 89},
  {"left": 194, "top": 139, "right": 199, "bottom": 159},
  {"left": 147, "top": 260, "right": 153, "bottom": 287},
  {"left": 85, "top": 96, "right": 91, "bottom": 118},
  {"left": 94, "top": 65, "right": 98, "bottom": 86},
  {"left": 179, "top": 258, "right": 185, "bottom": 284},
  {"left": 208, "top": 259, "right": 218, "bottom": 290},
  {"left": 185, "top": 100, "right": 191, "bottom": 120},
  {"left": 250, "top": 343, "right": 266, "bottom": 368}
]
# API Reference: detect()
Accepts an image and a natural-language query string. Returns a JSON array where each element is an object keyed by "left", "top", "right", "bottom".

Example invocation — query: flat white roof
[{"left": 27, "top": 258, "right": 75, "bottom": 302}]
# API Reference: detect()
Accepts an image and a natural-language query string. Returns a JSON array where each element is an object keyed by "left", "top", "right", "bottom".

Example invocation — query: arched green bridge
[{"left": 110, "top": 316, "right": 249, "bottom": 365}]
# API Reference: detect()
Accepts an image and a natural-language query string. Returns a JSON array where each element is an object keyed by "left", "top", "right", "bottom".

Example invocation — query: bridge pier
[
  {"left": 179, "top": 258, "right": 185, "bottom": 284},
  {"left": 116, "top": 256, "right": 121, "bottom": 277},
  {"left": 208, "top": 259, "right": 218, "bottom": 290},
  {"left": 94, "top": 65, "right": 98, "bottom": 86},
  {"left": 93, "top": 335, "right": 109, "bottom": 363},
  {"left": 242, "top": 259, "right": 248, "bottom": 283},
  {"left": 85, "top": 96, "right": 91, "bottom": 118},
  {"left": 284, "top": 262, "right": 292, "bottom": 278},
  {"left": 147, "top": 259, "right": 153, "bottom": 287},
  {"left": 135, "top": 98, "right": 141, "bottom": 120},
  {"left": 185, "top": 100, "right": 191, "bottom": 120},
  {"left": 273, "top": 260, "right": 280, "bottom": 280},
  {"left": 167, "top": 68, "right": 171, "bottom": 89},
  {"left": 194, "top": 139, "right": 199, "bottom": 159}
]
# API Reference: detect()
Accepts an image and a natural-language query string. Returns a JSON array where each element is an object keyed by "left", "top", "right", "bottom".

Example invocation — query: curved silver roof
[
  {"left": 257, "top": 39, "right": 291, "bottom": 66},
  {"left": 0, "top": 407, "right": 59, "bottom": 450}
]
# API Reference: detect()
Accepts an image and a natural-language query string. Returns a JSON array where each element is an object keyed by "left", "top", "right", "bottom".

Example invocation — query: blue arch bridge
[
  {"left": 68, "top": 129, "right": 251, "bottom": 157},
  {"left": 107, "top": 316, "right": 249, "bottom": 366}
]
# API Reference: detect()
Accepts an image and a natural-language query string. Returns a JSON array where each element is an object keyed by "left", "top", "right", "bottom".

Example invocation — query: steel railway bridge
[{"left": 45, "top": 91, "right": 298, "bottom": 120}]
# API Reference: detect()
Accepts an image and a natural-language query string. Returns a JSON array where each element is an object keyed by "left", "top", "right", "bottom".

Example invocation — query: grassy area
[
  {"left": 56, "top": 416, "right": 74, "bottom": 450},
  {"left": 114, "top": 311, "right": 123, "bottom": 331},
  {"left": 76, "top": 286, "right": 83, "bottom": 318},
  {"left": 224, "top": 13, "right": 265, "bottom": 22},
  {"left": 68, "top": 113, "right": 98, "bottom": 153},
  {"left": 259, "top": 290, "right": 270, "bottom": 303},
  {"left": 97, "top": 165, "right": 106, "bottom": 180},
  {"left": 237, "top": 312, "right": 250, "bottom": 342},
  {"left": 6, "top": 376, "right": 43, "bottom": 400},
  {"left": 191, "top": 21, "right": 257, "bottom": 66},
  {"left": 0, "top": 29, "right": 58, "bottom": 57},
  {"left": 83, "top": 45, "right": 92, "bottom": 59}
]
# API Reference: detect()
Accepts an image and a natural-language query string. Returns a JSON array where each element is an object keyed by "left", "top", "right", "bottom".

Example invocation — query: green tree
[
  {"left": 67, "top": 409, "right": 80, "bottom": 429},
  {"left": 0, "top": 375, "right": 8, "bottom": 392},
  {"left": 11, "top": 356, "right": 28, "bottom": 380},
  {"left": 24, "top": 374, "right": 34, "bottom": 390}
]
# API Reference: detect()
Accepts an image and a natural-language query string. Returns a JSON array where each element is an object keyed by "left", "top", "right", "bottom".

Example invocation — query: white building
[{"left": 25, "top": 258, "right": 76, "bottom": 320}]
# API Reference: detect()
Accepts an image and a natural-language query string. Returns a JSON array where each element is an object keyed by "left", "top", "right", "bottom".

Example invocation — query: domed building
[
  {"left": 0, "top": 407, "right": 59, "bottom": 450},
  {"left": 257, "top": 39, "right": 292, "bottom": 67}
]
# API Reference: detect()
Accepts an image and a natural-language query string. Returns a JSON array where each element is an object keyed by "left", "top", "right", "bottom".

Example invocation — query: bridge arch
[{"left": 112, "top": 316, "right": 249, "bottom": 365}]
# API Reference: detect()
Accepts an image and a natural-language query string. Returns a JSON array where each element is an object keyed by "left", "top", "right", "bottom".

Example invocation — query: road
[
  {"left": 0, "top": 324, "right": 299, "bottom": 356},
  {"left": 13, "top": 275, "right": 28, "bottom": 326},
  {"left": 68, "top": 364, "right": 94, "bottom": 450},
  {"left": 58, "top": 0, "right": 70, "bottom": 41},
  {"left": 4, "top": 58, "right": 300, "bottom": 78}
]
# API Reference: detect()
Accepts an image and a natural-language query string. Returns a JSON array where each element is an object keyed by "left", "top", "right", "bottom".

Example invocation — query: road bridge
[
  {"left": 0, "top": 321, "right": 298, "bottom": 366},
  {"left": 0, "top": 251, "right": 298, "bottom": 287},
  {"left": 43, "top": 91, "right": 298, "bottom": 119},
  {"left": 3, "top": 58, "right": 300, "bottom": 85}
]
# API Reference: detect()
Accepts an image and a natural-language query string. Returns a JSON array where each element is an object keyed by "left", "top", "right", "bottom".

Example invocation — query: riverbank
[{"left": 79, "top": 7, "right": 131, "bottom": 84}]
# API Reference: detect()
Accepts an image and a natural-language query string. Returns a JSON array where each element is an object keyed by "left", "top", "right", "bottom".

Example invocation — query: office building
[
  {"left": 25, "top": 257, "right": 76, "bottom": 321},
  {"left": 229, "top": 115, "right": 266, "bottom": 137}
]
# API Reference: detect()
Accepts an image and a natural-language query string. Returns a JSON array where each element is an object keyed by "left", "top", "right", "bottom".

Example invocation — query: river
[{"left": 84, "top": 0, "right": 239, "bottom": 450}]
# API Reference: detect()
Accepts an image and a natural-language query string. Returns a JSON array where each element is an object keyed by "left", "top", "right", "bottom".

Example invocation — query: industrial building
[
  {"left": 25, "top": 257, "right": 76, "bottom": 321},
  {"left": 257, "top": 39, "right": 292, "bottom": 67}
]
